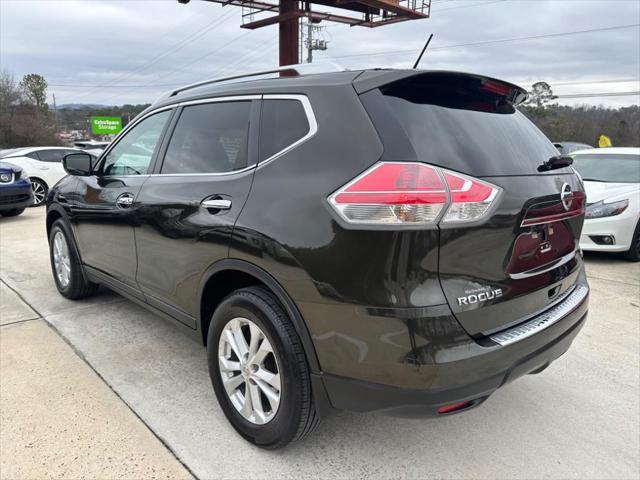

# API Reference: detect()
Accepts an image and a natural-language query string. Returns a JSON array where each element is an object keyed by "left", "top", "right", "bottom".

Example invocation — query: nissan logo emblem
[{"left": 560, "top": 183, "right": 573, "bottom": 211}]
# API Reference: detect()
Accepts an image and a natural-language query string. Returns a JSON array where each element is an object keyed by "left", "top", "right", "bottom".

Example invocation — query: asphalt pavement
[{"left": 1, "top": 207, "right": 638, "bottom": 479}]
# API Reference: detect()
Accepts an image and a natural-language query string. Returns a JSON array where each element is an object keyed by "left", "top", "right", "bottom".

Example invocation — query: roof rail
[{"left": 164, "top": 62, "right": 346, "bottom": 99}]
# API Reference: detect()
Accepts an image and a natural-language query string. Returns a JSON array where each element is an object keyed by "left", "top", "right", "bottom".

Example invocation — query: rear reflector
[
  {"left": 437, "top": 401, "right": 472, "bottom": 414},
  {"left": 328, "top": 162, "right": 500, "bottom": 226}
]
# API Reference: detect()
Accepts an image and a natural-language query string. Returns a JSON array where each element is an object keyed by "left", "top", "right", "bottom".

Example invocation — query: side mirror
[{"left": 63, "top": 153, "right": 93, "bottom": 176}]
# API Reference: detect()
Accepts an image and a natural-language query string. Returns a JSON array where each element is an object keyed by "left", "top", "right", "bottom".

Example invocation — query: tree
[
  {"left": 0, "top": 70, "right": 22, "bottom": 112},
  {"left": 20, "top": 73, "right": 48, "bottom": 110},
  {"left": 520, "top": 104, "right": 640, "bottom": 146},
  {"left": 525, "top": 81, "right": 557, "bottom": 108},
  {"left": 0, "top": 71, "right": 58, "bottom": 147}
]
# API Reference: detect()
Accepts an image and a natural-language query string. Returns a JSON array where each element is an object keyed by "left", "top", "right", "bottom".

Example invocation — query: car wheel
[
  {"left": 0, "top": 208, "right": 25, "bottom": 217},
  {"left": 48, "top": 219, "right": 98, "bottom": 299},
  {"left": 207, "top": 286, "right": 319, "bottom": 449},
  {"left": 623, "top": 221, "right": 640, "bottom": 262},
  {"left": 30, "top": 178, "right": 48, "bottom": 206}
]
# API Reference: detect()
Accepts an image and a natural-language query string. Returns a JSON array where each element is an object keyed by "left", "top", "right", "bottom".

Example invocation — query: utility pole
[
  {"left": 306, "top": 19, "right": 313, "bottom": 63},
  {"left": 52, "top": 93, "right": 60, "bottom": 136},
  {"left": 302, "top": 19, "right": 328, "bottom": 64},
  {"left": 52, "top": 93, "right": 58, "bottom": 120}
]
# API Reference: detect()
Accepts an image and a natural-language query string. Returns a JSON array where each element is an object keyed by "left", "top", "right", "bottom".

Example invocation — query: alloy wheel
[
  {"left": 52, "top": 231, "right": 71, "bottom": 288},
  {"left": 31, "top": 180, "right": 46, "bottom": 205},
  {"left": 218, "top": 317, "right": 281, "bottom": 425}
]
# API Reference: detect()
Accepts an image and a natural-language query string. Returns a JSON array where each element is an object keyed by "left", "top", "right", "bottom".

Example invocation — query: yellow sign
[{"left": 598, "top": 135, "right": 612, "bottom": 148}]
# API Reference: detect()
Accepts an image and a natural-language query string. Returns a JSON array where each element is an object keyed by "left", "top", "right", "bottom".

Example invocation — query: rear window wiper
[
  {"left": 580, "top": 178, "right": 605, "bottom": 182},
  {"left": 538, "top": 155, "right": 573, "bottom": 172}
]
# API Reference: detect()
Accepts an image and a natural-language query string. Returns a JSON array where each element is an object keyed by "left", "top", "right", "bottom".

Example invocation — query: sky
[{"left": 0, "top": 0, "right": 639, "bottom": 107}]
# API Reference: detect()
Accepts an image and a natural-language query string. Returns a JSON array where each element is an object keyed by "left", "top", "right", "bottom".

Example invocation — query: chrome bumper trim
[
  {"left": 490, "top": 284, "right": 589, "bottom": 346},
  {"left": 509, "top": 250, "right": 577, "bottom": 280}
]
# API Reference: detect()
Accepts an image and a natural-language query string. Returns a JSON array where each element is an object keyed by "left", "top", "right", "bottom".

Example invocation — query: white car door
[{"left": 31, "top": 149, "right": 73, "bottom": 187}]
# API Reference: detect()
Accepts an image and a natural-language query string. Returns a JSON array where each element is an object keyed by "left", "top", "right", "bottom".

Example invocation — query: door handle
[
  {"left": 201, "top": 199, "right": 232, "bottom": 210},
  {"left": 116, "top": 193, "right": 135, "bottom": 209}
]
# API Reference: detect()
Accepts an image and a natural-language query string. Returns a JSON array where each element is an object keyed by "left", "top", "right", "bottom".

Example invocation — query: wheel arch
[
  {"left": 199, "top": 258, "right": 321, "bottom": 374},
  {"left": 46, "top": 204, "right": 66, "bottom": 237},
  {"left": 29, "top": 176, "right": 49, "bottom": 188},
  {"left": 46, "top": 205, "right": 87, "bottom": 275}
]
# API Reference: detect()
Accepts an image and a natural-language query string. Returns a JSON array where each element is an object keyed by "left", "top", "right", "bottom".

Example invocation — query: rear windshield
[
  {"left": 0, "top": 148, "right": 24, "bottom": 158},
  {"left": 572, "top": 153, "right": 640, "bottom": 183},
  {"left": 380, "top": 79, "right": 560, "bottom": 177}
]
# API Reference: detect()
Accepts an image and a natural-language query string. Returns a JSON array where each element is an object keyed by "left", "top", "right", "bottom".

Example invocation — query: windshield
[{"left": 572, "top": 153, "right": 640, "bottom": 183}]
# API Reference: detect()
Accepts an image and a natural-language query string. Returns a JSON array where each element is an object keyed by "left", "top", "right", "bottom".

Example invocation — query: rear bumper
[{"left": 319, "top": 281, "right": 588, "bottom": 417}]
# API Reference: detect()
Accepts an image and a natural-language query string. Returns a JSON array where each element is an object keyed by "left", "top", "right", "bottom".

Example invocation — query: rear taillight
[{"left": 328, "top": 162, "right": 500, "bottom": 226}]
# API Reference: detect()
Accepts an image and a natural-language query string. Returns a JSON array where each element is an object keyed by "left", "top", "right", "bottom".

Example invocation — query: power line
[
  {"left": 49, "top": 83, "right": 183, "bottom": 88},
  {"left": 49, "top": 73, "right": 640, "bottom": 102},
  {"left": 548, "top": 78, "right": 640, "bottom": 87},
  {"left": 95, "top": 29, "right": 260, "bottom": 106},
  {"left": 144, "top": 30, "right": 254, "bottom": 85},
  {"left": 108, "top": 9, "right": 238, "bottom": 82},
  {"left": 327, "top": 23, "right": 640, "bottom": 60},
  {"left": 212, "top": 41, "right": 278, "bottom": 78},
  {"left": 556, "top": 91, "right": 640, "bottom": 99},
  {"left": 47, "top": 76, "right": 640, "bottom": 89},
  {"left": 64, "top": 9, "right": 238, "bottom": 101},
  {"left": 436, "top": 0, "right": 510, "bottom": 12}
]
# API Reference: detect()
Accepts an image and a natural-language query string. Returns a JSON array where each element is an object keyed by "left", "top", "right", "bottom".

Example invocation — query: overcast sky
[{"left": 1, "top": 0, "right": 639, "bottom": 107}]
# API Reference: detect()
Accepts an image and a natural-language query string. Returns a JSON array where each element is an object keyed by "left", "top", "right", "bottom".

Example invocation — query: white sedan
[
  {"left": 572, "top": 147, "right": 640, "bottom": 261},
  {"left": 0, "top": 147, "right": 92, "bottom": 206}
]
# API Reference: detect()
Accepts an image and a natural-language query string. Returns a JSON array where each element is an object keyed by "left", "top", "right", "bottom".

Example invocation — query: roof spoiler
[{"left": 354, "top": 70, "right": 529, "bottom": 106}]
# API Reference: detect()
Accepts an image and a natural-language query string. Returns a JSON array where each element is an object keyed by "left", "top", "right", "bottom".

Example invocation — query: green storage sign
[{"left": 91, "top": 116, "right": 122, "bottom": 135}]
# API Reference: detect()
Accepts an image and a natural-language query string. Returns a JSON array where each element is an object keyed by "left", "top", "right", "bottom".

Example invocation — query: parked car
[
  {"left": 0, "top": 162, "right": 33, "bottom": 217},
  {"left": 571, "top": 147, "right": 640, "bottom": 261},
  {"left": 46, "top": 66, "right": 589, "bottom": 448},
  {"left": 0, "top": 147, "right": 90, "bottom": 205},
  {"left": 554, "top": 142, "right": 593, "bottom": 155},
  {"left": 73, "top": 141, "right": 110, "bottom": 158},
  {"left": 74, "top": 140, "right": 110, "bottom": 150}
]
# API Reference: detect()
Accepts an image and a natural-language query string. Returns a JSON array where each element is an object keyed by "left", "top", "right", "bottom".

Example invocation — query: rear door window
[
  {"left": 161, "top": 101, "right": 251, "bottom": 174},
  {"left": 259, "top": 99, "right": 310, "bottom": 161},
  {"left": 37, "top": 149, "right": 66, "bottom": 162}
]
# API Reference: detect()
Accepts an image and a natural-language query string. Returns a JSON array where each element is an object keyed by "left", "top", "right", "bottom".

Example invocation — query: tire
[
  {"left": 0, "top": 208, "right": 25, "bottom": 217},
  {"left": 48, "top": 219, "right": 98, "bottom": 299},
  {"left": 207, "top": 286, "right": 319, "bottom": 448},
  {"left": 30, "top": 178, "right": 48, "bottom": 206},
  {"left": 623, "top": 221, "right": 640, "bottom": 262}
]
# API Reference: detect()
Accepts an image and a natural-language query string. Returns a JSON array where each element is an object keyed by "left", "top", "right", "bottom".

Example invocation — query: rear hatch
[{"left": 357, "top": 71, "right": 586, "bottom": 336}]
